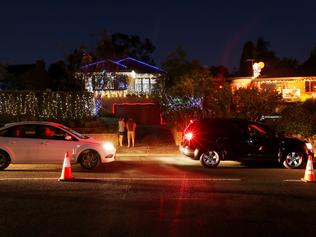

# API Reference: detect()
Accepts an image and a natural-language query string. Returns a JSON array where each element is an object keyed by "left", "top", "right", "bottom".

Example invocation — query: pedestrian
[
  {"left": 126, "top": 118, "right": 136, "bottom": 147},
  {"left": 118, "top": 117, "right": 126, "bottom": 147}
]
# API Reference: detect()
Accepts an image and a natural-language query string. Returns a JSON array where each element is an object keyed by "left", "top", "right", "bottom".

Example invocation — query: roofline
[
  {"left": 115, "top": 57, "right": 166, "bottom": 73},
  {"left": 108, "top": 59, "right": 127, "bottom": 68},
  {"left": 80, "top": 59, "right": 106, "bottom": 70}
]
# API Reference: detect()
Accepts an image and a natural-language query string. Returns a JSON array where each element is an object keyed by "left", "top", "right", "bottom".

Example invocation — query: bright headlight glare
[
  {"left": 305, "top": 143, "right": 313, "bottom": 151},
  {"left": 103, "top": 142, "right": 114, "bottom": 150}
]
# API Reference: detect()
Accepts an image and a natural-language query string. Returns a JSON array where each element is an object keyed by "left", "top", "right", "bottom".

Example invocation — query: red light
[{"left": 184, "top": 132, "right": 193, "bottom": 141}]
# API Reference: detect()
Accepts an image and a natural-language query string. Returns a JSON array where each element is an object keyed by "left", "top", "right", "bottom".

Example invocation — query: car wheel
[
  {"left": 0, "top": 150, "right": 11, "bottom": 170},
  {"left": 283, "top": 151, "right": 304, "bottom": 169},
  {"left": 200, "top": 150, "right": 221, "bottom": 168},
  {"left": 79, "top": 150, "right": 100, "bottom": 169}
]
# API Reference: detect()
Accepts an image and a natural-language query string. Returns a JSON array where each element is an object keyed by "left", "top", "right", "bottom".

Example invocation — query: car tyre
[
  {"left": 79, "top": 150, "right": 100, "bottom": 169},
  {"left": 200, "top": 150, "right": 221, "bottom": 168},
  {"left": 0, "top": 150, "right": 11, "bottom": 170},
  {"left": 283, "top": 150, "right": 304, "bottom": 169}
]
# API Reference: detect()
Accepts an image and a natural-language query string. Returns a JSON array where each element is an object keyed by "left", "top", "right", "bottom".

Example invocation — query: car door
[
  {"left": 0, "top": 125, "right": 39, "bottom": 163},
  {"left": 36, "top": 125, "right": 75, "bottom": 163},
  {"left": 245, "top": 123, "right": 279, "bottom": 160},
  {"left": 219, "top": 121, "right": 250, "bottom": 159}
]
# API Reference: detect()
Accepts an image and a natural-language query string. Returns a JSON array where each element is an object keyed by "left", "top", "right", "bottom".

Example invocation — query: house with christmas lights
[
  {"left": 76, "top": 57, "right": 166, "bottom": 124},
  {"left": 228, "top": 76, "right": 316, "bottom": 101},
  {"left": 76, "top": 57, "right": 165, "bottom": 97}
]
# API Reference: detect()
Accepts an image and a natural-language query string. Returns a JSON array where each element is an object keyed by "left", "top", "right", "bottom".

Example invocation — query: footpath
[
  {"left": 113, "top": 124, "right": 181, "bottom": 157},
  {"left": 116, "top": 144, "right": 180, "bottom": 157}
]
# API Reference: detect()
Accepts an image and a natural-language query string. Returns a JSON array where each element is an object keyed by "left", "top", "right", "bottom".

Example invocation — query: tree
[
  {"left": 160, "top": 47, "right": 190, "bottom": 90},
  {"left": 299, "top": 47, "right": 316, "bottom": 75},
  {"left": 158, "top": 48, "right": 232, "bottom": 128},
  {"left": 0, "top": 65, "right": 16, "bottom": 89},
  {"left": 112, "top": 33, "right": 156, "bottom": 64},
  {"left": 48, "top": 61, "right": 83, "bottom": 91},
  {"left": 67, "top": 46, "right": 90, "bottom": 71},
  {"left": 17, "top": 60, "right": 53, "bottom": 90},
  {"left": 94, "top": 30, "right": 116, "bottom": 60},
  {"left": 92, "top": 31, "right": 156, "bottom": 64},
  {"left": 237, "top": 37, "right": 281, "bottom": 76},
  {"left": 232, "top": 85, "right": 282, "bottom": 121},
  {"left": 277, "top": 103, "right": 314, "bottom": 136},
  {"left": 238, "top": 41, "right": 256, "bottom": 76}
]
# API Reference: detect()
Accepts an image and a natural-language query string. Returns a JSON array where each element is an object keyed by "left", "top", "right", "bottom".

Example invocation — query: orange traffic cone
[
  {"left": 59, "top": 152, "right": 74, "bottom": 181},
  {"left": 301, "top": 155, "right": 315, "bottom": 183}
]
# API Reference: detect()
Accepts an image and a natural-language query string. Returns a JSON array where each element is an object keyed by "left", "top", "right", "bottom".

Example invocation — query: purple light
[
  {"left": 115, "top": 57, "right": 166, "bottom": 72},
  {"left": 80, "top": 59, "right": 106, "bottom": 69}
]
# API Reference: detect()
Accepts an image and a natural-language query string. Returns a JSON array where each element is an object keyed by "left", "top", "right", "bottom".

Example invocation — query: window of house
[
  {"left": 135, "top": 79, "right": 142, "bottom": 92},
  {"left": 142, "top": 79, "right": 150, "bottom": 92},
  {"left": 305, "top": 81, "right": 316, "bottom": 92},
  {"left": 311, "top": 81, "right": 316, "bottom": 92}
]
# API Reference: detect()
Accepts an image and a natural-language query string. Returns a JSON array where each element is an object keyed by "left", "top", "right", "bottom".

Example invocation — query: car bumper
[
  {"left": 101, "top": 151, "right": 116, "bottom": 163},
  {"left": 179, "top": 145, "right": 199, "bottom": 159}
]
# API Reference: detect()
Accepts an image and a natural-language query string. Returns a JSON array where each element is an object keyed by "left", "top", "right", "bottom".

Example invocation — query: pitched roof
[
  {"left": 115, "top": 57, "right": 165, "bottom": 73},
  {"left": 80, "top": 57, "right": 165, "bottom": 73},
  {"left": 80, "top": 59, "right": 126, "bottom": 72}
]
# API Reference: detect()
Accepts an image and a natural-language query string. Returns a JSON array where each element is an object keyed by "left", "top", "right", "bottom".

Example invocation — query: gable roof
[
  {"left": 80, "top": 59, "right": 126, "bottom": 72},
  {"left": 80, "top": 57, "right": 165, "bottom": 74},
  {"left": 115, "top": 57, "right": 165, "bottom": 73}
]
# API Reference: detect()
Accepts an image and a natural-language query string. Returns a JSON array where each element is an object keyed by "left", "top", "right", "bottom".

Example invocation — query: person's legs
[
  {"left": 127, "top": 132, "right": 131, "bottom": 147},
  {"left": 119, "top": 134, "right": 123, "bottom": 146},
  {"left": 131, "top": 131, "right": 135, "bottom": 147}
]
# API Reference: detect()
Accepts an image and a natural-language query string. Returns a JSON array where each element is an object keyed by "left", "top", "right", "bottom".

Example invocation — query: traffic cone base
[
  {"left": 59, "top": 152, "right": 74, "bottom": 181},
  {"left": 301, "top": 155, "right": 315, "bottom": 183}
]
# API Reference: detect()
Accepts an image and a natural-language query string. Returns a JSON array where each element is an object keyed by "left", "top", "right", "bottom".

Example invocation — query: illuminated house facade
[
  {"left": 229, "top": 76, "right": 316, "bottom": 102},
  {"left": 76, "top": 57, "right": 165, "bottom": 97},
  {"left": 75, "top": 57, "right": 166, "bottom": 125}
]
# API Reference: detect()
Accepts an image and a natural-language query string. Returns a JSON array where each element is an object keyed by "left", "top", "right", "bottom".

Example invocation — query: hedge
[{"left": 0, "top": 90, "right": 95, "bottom": 123}]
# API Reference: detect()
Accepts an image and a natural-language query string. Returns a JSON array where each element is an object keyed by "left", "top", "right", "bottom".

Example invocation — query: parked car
[
  {"left": 0, "top": 121, "right": 116, "bottom": 170},
  {"left": 180, "top": 118, "right": 314, "bottom": 169}
]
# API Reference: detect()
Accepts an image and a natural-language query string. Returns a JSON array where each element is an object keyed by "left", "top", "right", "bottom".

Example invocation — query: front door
[{"left": 245, "top": 123, "right": 279, "bottom": 160}]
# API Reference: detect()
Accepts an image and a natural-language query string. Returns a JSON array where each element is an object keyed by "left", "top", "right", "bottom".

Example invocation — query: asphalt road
[{"left": 1, "top": 155, "right": 316, "bottom": 237}]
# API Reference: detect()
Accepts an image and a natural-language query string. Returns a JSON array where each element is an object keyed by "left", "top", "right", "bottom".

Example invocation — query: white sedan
[{"left": 0, "top": 121, "right": 116, "bottom": 170}]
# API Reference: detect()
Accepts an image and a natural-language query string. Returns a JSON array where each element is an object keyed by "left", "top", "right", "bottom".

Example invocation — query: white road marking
[
  {"left": 0, "top": 177, "right": 241, "bottom": 181},
  {"left": 283, "top": 179, "right": 302, "bottom": 182}
]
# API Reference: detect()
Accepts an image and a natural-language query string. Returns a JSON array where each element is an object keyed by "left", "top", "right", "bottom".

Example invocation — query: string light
[{"left": 0, "top": 91, "right": 95, "bottom": 121}]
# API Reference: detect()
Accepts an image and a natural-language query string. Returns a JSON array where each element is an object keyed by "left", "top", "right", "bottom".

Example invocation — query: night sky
[{"left": 1, "top": 0, "right": 315, "bottom": 71}]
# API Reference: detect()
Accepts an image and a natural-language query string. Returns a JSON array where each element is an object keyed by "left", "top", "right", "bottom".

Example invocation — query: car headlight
[
  {"left": 103, "top": 142, "right": 115, "bottom": 150},
  {"left": 305, "top": 142, "right": 313, "bottom": 151}
]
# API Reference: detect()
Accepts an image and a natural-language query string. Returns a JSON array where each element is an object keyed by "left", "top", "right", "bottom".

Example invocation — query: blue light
[
  {"left": 80, "top": 59, "right": 106, "bottom": 69},
  {"left": 108, "top": 59, "right": 127, "bottom": 69},
  {"left": 115, "top": 57, "right": 166, "bottom": 72}
]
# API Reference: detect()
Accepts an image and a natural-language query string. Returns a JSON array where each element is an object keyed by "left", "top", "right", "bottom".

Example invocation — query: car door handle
[
  {"left": 10, "top": 141, "right": 16, "bottom": 144},
  {"left": 41, "top": 142, "right": 50, "bottom": 145}
]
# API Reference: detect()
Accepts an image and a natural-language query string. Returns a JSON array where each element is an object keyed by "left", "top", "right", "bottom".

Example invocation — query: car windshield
[{"left": 58, "top": 124, "right": 89, "bottom": 139}]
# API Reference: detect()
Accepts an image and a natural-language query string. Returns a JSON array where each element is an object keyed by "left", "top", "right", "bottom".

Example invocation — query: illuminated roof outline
[
  {"left": 81, "top": 57, "right": 165, "bottom": 73},
  {"left": 115, "top": 57, "right": 165, "bottom": 73}
]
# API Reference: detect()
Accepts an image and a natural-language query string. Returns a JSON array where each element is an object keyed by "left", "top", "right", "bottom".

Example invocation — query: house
[
  {"left": 228, "top": 76, "right": 316, "bottom": 102},
  {"left": 77, "top": 57, "right": 165, "bottom": 97},
  {"left": 76, "top": 57, "right": 166, "bottom": 125}
]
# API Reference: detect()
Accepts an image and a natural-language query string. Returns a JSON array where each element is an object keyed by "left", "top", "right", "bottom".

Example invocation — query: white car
[{"left": 0, "top": 121, "right": 116, "bottom": 170}]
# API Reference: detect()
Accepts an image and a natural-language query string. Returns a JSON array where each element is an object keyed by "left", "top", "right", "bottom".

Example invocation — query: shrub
[{"left": 277, "top": 103, "right": 314, "bottom": 136}]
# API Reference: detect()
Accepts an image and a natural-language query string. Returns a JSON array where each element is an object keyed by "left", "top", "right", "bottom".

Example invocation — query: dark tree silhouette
[{"left": 299, "top": 47, "right": 316, "bottom": 75}]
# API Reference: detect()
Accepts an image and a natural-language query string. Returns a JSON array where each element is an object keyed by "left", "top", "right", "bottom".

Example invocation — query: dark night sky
[{"left": 1, "top": 0, "right": 315, "bottom": 71}]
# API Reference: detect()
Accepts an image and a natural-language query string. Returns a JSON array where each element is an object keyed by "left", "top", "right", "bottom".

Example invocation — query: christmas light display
[{"left": 0, "top": 91, "right": 95, "bottom": 121}]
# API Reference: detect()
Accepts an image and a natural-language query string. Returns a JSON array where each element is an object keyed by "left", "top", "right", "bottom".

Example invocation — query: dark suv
[{"left": 180, "top": 118, "right": 314, "bottom": 169}]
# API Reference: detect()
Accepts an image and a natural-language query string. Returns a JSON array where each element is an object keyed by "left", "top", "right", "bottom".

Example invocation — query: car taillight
[{"left": 184, "top": 132, "right": 193, "bottom": 141}]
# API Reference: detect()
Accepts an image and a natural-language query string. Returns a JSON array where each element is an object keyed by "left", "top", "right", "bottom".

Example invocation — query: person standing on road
[
  {"left": 126, "top": 118, "right": 136, "bottom": 147},
  {"left": 118, "top": 117, "right": 126, "bottom": 147}
]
